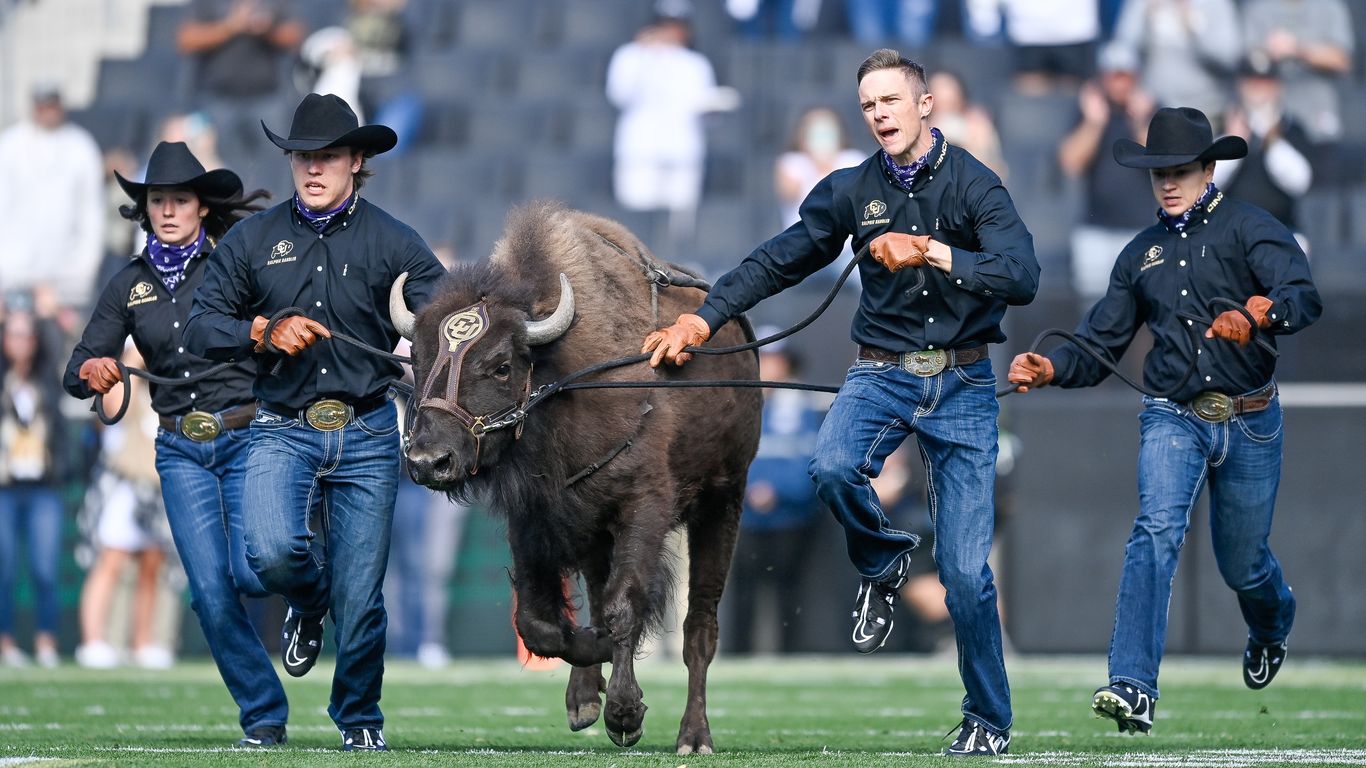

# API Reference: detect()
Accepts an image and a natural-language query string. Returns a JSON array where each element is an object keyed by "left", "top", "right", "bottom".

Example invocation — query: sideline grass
[{"left": 2, "top": 655, "right": 1365, "bottom": 766}]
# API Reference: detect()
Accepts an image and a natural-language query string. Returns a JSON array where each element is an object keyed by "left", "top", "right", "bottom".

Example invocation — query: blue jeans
[
  {"left": 810, "top": 358, "right": 1011, "bottom": 733},
  {"left": 845, "top": 0, "right": 940, "bottom": 47},
  {"left": 243, "top": 401, "right": 400, "bottom": 731},
  {"left": 1109, "top": 394, "right": 1295, "bottom": 699},
  {"left": 0, "top": 485, "right": 64, "bottom": 635},
  {"left": 155, "top": 425, "right": 287, "bottom": 732}
]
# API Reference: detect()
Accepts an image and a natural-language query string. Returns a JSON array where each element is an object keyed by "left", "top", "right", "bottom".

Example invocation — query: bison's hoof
[
  {"left": 677, "top": 743, "right": 714, "bottom": 756},
  {"left": 568, "top": 702, "right": 601, "bottom": 732},
  {"left": 608, "top": 725, "right": 643, "bottom": 748}
]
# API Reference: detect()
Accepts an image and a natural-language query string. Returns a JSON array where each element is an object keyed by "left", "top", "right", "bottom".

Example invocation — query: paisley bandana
[
  {"left": 294, "top": 192, "right": 354, "bottom": 233},
  {"left": 1158, "top": 182, "right": 1219, "bottom": 233},
  {"left": 146, "top": 228, "right": 205, "bottom": 292},
  {"left": 882, "top": 127, "right": 944, "bottom": 192}
]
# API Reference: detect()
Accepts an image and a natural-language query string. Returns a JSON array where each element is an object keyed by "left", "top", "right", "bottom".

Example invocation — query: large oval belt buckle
[
  {"left": 180, "top": 411, "right": 221, "bottom": 442},
  {"left": 1191, "top": 392, "right": 1233, "bottom": 423},
  {"left": 305, "top": 399, "right": 351, "bottom": 431},
  {"left": 904, "top": 349, "right": 948, "bottom": 377}
]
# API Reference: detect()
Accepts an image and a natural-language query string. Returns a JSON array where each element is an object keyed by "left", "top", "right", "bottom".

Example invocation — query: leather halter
[{"left": 413, "top": 301, "right": 532, "bottom": 472}]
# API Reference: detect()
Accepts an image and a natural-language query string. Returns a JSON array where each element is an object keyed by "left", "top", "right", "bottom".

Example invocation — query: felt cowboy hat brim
[
  {"left": 1113, "top": 106, "right": 1248, "bottom": 169},
  {"left": 114, "top": 141, "right": 243, "bottom": 201},
  {"left": 262, "top": 93, "right": 397, "bottom": 156}
]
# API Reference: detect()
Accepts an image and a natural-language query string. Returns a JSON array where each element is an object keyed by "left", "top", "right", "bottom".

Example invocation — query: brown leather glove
[
  {"left": 870, "top": 233, "right": 931, "bottom": 273},
  {"left": 252, "top": 315, "right": 332, "bottom": 355},
  {"left": 78, "top": 357, "right": 122, "bottom": 394},
  {"left": 641, "top": 313, "right": 710, "bottom": 367},
  {"left": 1206, "top": 296, "right": 1272, "bottom": 347},
  {"left": 1007, "top": 352, "right": 1054, "bottom": 393},
  {"left": 1244, "top": 295, "right": 1273, "bottom": 329}
]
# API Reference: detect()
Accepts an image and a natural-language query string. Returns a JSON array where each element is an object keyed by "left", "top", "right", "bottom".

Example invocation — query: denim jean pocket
[
  {"left": 1235, "top": 404, "right": 1282, "bottom": 443},
  {"left": 952, "top": 362, "right": 996, "bottom": 387},
  {"left": 223, "top": 425, "right": 252, "bottom": 443},
  {"left": 850, "top": 359, "right": 891, "bottom": 373},
  {"left": 354, "top": 405, "right": 398, "bottom": 437},
  {"left": 251, "top": 409, "right": 298, "bottom": 431}
]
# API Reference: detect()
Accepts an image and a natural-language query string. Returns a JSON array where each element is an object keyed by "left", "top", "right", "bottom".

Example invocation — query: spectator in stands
[
  {"left": 386, "top": 472, "right": 469, "bottom": 668},
  {"left": 0, "top": 84, "right": 104, "bottom": 313},
  {"left": 843, "top": 0, "right": 946, "bottom": 47},
  {"left": 775, "top": 107, "right": 866, "bottom": 228},
  {"left": 66, "top": 140, "right": 287, "bottom": 745},
  {"left": 0, "top": 295, "right": 70, "bottom": 669},
  {"left": 726, "top": 0, "right": 819, "bottom": 41},
  {"left": 73, "top": 345, "right": 173, "bottom": 670},
  {"left": 177, "top": 0, "right": 305, "bottom": 179},
  {"left": 1111, "top": 0, "right": 1242, "bottom": 119},
  {"left": 347, "top": 0, "right": 422, "bottom": 154},
  {"left": 607, "top": 4, "right": 738, "bottom": 260},
  {"left": 997, "top": 0, "right": 1101, "bottom": 93},
  {"left": 1216, "top": 56, "right": 1314, "bottom": 239},
  {"left": 1058, "top": 43, "right": 1158, "bottom": 302},
  {"left": 1010, "top": 106, "right": 1321, "bottom": 735},
  {"left": 723, "top": 332, "right": 828, "bottom": 654},
  {"left": 928, "top": 70, "right": 1008, "bottom": 180},
  {"left": 1242, "top": 0, "right": 1355, "bottom": 145},
  {"left": 644, "top": 49, "right": 1037, "bottom": 757}
]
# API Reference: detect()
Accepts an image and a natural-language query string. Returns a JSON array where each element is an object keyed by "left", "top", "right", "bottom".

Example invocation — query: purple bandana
[
  {"left": 146, "top": 228, "right": 205, "bottom": 292},
  {"left": 882, "top": 127, "right": 944, "bottom": 192},
  {"left": 1157, "top": 182, "right": 1219, "bottom": 232},
  {"left": 294, "top": 192, "right": 355, "bottom": 233}
]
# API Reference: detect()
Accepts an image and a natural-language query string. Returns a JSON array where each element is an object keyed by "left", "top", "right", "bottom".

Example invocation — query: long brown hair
[{"left": 119, "top": 186, "right": 272, "bottom": 242}]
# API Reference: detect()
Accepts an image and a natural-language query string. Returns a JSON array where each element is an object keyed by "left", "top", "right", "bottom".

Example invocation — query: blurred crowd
[{"left": 0, "top": 0, "right": 1358, "bottom": 663}]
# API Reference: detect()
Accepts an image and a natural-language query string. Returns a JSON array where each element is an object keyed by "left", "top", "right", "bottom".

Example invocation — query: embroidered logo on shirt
[
  {"left": 1140, "top": 245, "right": 1165, "bottom": 272},
  {"left": 267, "top": 240, "right": 297, "bottom": 266},
  {"left": 861, "top": 199, "right": 890, "bottom": 227},
  {"left": 127, "top": 280, "right": 158, "bottom": 307}
]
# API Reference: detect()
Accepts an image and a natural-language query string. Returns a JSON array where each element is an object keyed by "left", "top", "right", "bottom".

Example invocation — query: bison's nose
[{"left": 406, "top": 445, "right": 456, "bottom": 485}]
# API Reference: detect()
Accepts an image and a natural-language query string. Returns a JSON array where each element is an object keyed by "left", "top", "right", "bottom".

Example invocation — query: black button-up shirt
[
  {"left": 696, "top": 142, "right": 1039, "bottom": 352},
  {"left": 64, "top": 249, "right": 256, "bottom": 416},
  {"left": 184, "top": 197, "right": 447, "bottom": 411},
  {"left": 1048, "top": 193, "right": 1322, "bottom": 401}
]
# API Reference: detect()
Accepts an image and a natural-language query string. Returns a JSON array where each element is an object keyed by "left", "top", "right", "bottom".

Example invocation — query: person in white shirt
[
  {"left": 0, "top": 85, "right": 104, "bottom": 310},
  {"left": 606, "top": 8, "right": 737, "bottom": 254}
]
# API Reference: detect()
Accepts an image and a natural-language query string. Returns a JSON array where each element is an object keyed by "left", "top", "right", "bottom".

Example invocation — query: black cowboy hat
[
  {"left": 1113, "top": 107, "right": 1248, "bottom": 169},
  {"left": 114, "top": 141, "right": 242, "bottom": 201},
  {"left": 262, "top": 93, "right": 397, "bottom": 156}
]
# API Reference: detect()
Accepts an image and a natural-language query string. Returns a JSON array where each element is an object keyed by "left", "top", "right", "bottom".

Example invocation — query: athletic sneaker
[
  {"left": 341, "top": 728, "right": 387, "bottom": 751},
  {"left": 237, "top": 725, "right": 287, "bottom": 748},
  {"left": 1243, "top": 639, "right": 1288, "bottom": 690},
  {"left": 944, "top": 719, "right": 1010, "bottom": 756},
  {"left": 281, "top": 608, "right": 325, "bottom": 678},
  {"left": 1092, "top": 682, "right": 1155, "bottom": 734},
  {"left": 850, "top": 553, "right": 912, "bottom": 654}
]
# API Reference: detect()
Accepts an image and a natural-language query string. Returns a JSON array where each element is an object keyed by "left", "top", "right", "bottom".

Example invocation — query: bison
[{"left": 389, "top": 202, "right": 761, "bottom": 753}]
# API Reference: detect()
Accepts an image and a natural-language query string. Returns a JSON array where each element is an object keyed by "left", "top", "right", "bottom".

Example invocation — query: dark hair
[
  {"left": 119, "top": 186, "right": 272, "bottom": 241},
  {"left": 856, "top": 48, "right": 928, "bottom": 96}
]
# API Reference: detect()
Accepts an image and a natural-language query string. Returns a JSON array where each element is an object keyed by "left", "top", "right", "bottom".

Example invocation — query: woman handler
[{"left": 64, "top": 141, "right": 289, "bottom": 748}]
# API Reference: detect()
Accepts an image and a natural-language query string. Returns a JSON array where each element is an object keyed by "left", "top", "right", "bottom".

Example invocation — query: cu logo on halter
[
  {"left": 864, "top": 199, "right": 887, "bottom": 219},
  {"left": 442, "top": 309, "right": 486, "bottom": 351}
]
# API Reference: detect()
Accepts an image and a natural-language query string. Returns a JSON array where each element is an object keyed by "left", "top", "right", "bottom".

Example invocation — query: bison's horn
[
  {"left": 389, "top": 272, "right": 417, "bottom": 340},
  {"left": 524, "top": 273, "right": 575, "bottom": 346}
]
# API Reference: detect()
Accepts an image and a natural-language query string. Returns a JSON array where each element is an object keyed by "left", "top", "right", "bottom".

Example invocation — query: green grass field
[{"left": 2, "top": 655, "right": 1364, "bottom": 767}]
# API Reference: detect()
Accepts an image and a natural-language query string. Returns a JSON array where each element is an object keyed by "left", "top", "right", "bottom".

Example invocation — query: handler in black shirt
[
  {"left": 65, "top": 141, "right": 286, "bottom": 748},
  {"left": 1009, "top": 107, "right": 1321, "bottom": 735},
  {"left": 644, "top": 49, "right": 1036, "bottom": 757},
  {"left": 184, "top": 94, "right": 446, "bottom": 752}
]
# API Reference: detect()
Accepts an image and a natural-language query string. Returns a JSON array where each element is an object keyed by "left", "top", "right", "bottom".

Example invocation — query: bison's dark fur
[{"left": 399, "top": 203, "right": 761, "bottom": 753}]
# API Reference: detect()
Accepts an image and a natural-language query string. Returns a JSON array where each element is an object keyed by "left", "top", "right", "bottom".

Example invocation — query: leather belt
[
  {"left": 261, "top": 393, "right": 389, "bottom": 431},
  {"left": 856, "top": 344, "right": 988, "bottom": 377},
  {"left": 159, "top": 403, "right": 257, "bottom": 442},
  {"left": 1187, "top": 382, "right": 1276, "bottom": 423}
]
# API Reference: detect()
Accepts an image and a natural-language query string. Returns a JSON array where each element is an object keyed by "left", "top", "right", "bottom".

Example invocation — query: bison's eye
[{"left": 493, "top": 362, "right": 512, "bottom": 380}]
